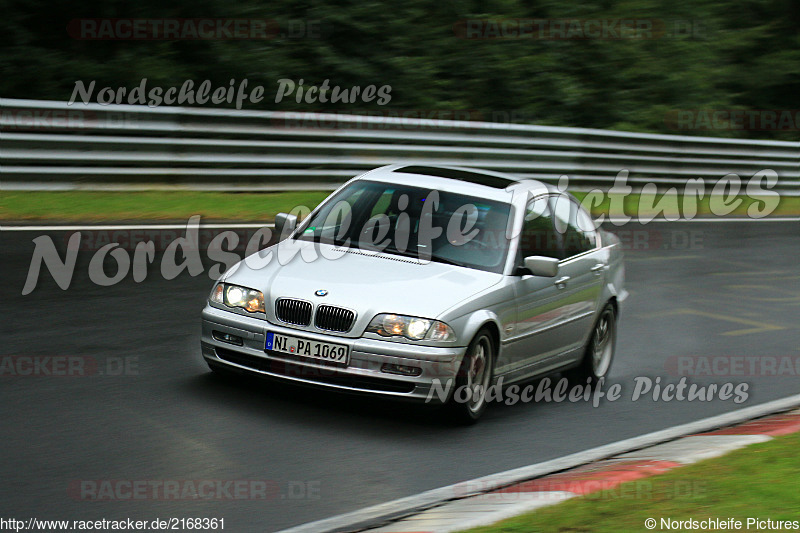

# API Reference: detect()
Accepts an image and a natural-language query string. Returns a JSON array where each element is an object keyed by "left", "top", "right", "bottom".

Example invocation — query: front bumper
[{"left": 201, "top": 305, "right": 467, "bottom": 402}]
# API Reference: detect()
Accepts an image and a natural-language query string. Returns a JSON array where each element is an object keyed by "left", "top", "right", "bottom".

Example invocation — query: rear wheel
[
  {"left": 444, "top": 329, "right": 495, "bottom": 424},
  {"left": 568, "top": 304, "right": 616, "bottom": 383}
]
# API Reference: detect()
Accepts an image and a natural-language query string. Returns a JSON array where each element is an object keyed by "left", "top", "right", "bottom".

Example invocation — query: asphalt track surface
[{"left": 1, "top": 220, "right": 798, "bottom": 531}]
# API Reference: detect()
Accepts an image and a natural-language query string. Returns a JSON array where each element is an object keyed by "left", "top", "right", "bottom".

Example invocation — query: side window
[
  {"left": 573, "top": 201, "right": 597, "bottom": 251},
  {"left": 369, "top": 189, "right": 394, "bottom": 217},
  {"left": 518, "top": 196, "right": 560, "bottom": 260},
  {"left": 552, "top": 195, "right": 596, "bottom": 258}
]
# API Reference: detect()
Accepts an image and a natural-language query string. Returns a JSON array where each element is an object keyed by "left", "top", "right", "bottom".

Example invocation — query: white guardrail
[{"left": 1, "top": 98, "right": 798, "bottom": 192}]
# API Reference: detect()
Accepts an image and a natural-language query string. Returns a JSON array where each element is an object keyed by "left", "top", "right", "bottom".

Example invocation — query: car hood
[{"left": 224, "top": 240, "right": 502, "bottom": 335}]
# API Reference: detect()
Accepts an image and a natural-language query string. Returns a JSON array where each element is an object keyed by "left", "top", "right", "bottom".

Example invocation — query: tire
[
  {"left": 444, "top": 328, "right": 496, "bottom": 425},
  {"left": 567, "top": 303, "right": 616, "bottom": 383}
]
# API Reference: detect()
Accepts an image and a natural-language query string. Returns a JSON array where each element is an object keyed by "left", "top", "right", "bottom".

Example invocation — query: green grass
[
  {"left": 462, "top": 431, "right": 800, "bottom": 533},
  {"left": 571, "top": 191, "right": 800, "bottom": 219},
  {"left": 0, "top": 191, "right": 330, "bottom": 221},
  {"left": 0, "top": 191, "right": 798, "bottom": 221}
]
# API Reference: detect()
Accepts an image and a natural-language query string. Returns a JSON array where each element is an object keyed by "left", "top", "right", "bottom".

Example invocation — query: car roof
[{"left": 353, "top": 164, "right": 554, "bottom": 203}]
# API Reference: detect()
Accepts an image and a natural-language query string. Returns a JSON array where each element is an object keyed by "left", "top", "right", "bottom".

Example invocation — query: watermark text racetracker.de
[
  {"left": 0, "top": 108, "right": 139, "bottom": 131},
  {"left": 454, "top": 479, "right": 708, "bottom": 500},
  {"left": 0, "top": 356, "right": 139, "bottom": 377},
  {"left": 666, "top": 355, "right": 800, "bottom": 377},
  {"left": 2, "top": 517, "right": 226, "bottom": 532},
  {"left": 453, "top": 19, "right": 707, "bottom": 40},
  {"left": 666, "top": 109, "right": 800, "bottom": 131},
  {"left": 16, "top": 170, "right": 781, "bottom": 295},
  {"left": 68, "top": 18, "right": 323, "bottom": 40},
  {"left": 69, "top": 479, "right": 319, "bottom": 501}
]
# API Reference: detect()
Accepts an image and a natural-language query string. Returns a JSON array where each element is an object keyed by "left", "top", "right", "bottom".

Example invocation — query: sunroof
[{"left": 393, "top": 165, "right": 516, "bottom": 189}]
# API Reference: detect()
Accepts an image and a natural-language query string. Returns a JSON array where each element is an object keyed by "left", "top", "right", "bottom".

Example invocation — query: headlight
[
  {"left": 367, "top": 313, "right": 456, "bottom": 342},
  {"left": 210, "top": 283, "right": 265, "bottom": 313}
]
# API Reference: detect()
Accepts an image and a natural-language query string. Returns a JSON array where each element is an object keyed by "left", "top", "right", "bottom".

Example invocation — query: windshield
[{"left": 295, "top": 180, "right": 512, "bottom": 274}]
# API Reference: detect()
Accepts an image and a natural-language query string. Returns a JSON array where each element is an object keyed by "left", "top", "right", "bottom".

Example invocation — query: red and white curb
[
  {"left": 362, "top": 409, "right": 800, "bottom": 532},
  {"left": 277, "top": 395, "right": 800, "bottom": 533}
]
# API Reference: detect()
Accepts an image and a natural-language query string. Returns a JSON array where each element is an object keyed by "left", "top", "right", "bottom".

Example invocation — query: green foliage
[{"left": 1, "top": 0, "right": 798, "bottom": 139}]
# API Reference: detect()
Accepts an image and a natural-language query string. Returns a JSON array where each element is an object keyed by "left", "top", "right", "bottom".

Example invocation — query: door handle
[
  {"left": 554, "top": 276, "right": 570, "bottom": 288},
  {"left": 591, "top": 263, "right": 605, "bottom": 275}
]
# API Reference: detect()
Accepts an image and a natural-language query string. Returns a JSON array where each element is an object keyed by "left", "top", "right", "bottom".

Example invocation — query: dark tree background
[{"left": 1, "top": 0, "right": 799, "bottom": 138}]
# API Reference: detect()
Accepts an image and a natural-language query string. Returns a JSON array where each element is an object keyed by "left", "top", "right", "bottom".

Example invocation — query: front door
[{"left": 503, "top": 195, "right": 569, "bottom": 376}]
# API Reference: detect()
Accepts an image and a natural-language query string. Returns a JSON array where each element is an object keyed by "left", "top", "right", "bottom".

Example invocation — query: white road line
[
  {"left": 0, "top": 223, "right": 274, "bottom": 231},
  {"left": 276, "top": 393, "right": 800, "bottom": 533}
]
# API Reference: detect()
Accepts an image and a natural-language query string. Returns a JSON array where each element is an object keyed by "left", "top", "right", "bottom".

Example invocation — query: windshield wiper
[
  {"left": 377, "top": 245, "right": 469, "bottom": 268},
  {"left": 375, "top": 245, "right": 423, "bottom": 260}
]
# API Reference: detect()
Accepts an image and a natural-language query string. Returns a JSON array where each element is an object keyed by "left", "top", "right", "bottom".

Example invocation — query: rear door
[{"left": 550, "top": 194, "right": 605, "bottom": 352}]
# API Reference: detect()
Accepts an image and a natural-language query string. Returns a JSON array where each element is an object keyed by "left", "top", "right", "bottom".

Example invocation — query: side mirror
[
  {"left": 522, "top": 256, "right": 559, "bottom": 277},
  {"left": 274, "top": 212, "right": 298, "bottom": 239}
]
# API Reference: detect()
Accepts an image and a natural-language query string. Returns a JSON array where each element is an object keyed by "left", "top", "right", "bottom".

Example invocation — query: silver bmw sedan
[{"left": 200, "top": 164, "right": 626, "bottom": 423}]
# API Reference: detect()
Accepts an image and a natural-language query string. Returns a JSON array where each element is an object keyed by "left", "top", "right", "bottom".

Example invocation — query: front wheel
[
  {"left": 568, "top": 304, "right": 616, "bottom": 383},
  {"left": 444, "top": 329, "right": 496, "bottom": 424}
]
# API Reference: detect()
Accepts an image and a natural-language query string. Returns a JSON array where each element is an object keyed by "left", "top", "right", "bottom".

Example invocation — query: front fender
[{"left": 447, "top": 309, "right": 503, "bottom": 350}]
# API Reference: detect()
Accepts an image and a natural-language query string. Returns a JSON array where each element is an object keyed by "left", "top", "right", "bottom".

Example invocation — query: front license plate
[{"left": 265, "top": 331, "right": 349, "bottom": 365}]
